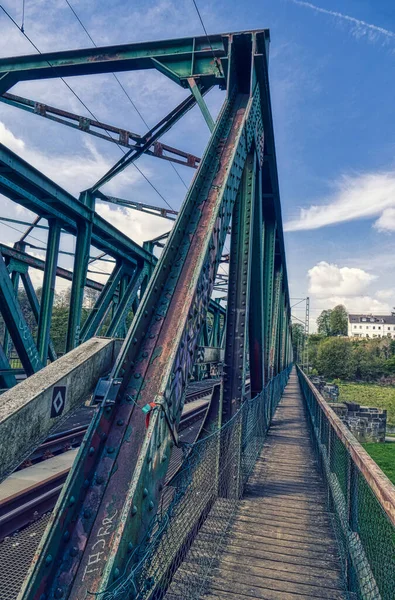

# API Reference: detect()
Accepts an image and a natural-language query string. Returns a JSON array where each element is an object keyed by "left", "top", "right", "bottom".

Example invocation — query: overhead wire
[
  {"left": 64, "top": 0, "right": 189, "bottom": 192},
  {"left": 0, "top": 3, "right": 176, "bottom": 214},
  {"left": 190, "top": 0, "right": 230, "bottom": 274}
]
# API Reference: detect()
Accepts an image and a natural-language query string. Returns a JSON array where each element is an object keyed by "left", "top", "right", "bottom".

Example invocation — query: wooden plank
[{"left": 166, "top": 370, "right": 346, "bottom": 600}]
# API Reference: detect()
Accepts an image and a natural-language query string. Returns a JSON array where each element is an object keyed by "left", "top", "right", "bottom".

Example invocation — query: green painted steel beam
[
  {"left": 106, "top": 266, "right": 148, "bottom": 337},
  {"left": 20, "top": 270, "right": 57, "bottom": 363},
  {"left": 0, "top": 252, "right": 43, "bottom": 375},
  {"left": 0, "top": 243, "right": 104, "bottom": 292},
  {"left": 248, "top": 158, "right": 265, "bottom": 394},
  {"left": 91, "top": 89, "right": 209, "bottom": 191},
  {"left": 223, "top": 152, "right": 256, "bottom": 421},
  {"left": 187, "top": 77, "right": 215, "bottom": 131},
  {"left": 0, "top": 144, "right": 155, "bottom": 267},
  {"left": 0, "top": 343, "right": 17, "bottom": 389},
  {"left": 0, "top": 34, "right": 229, "bottom": 93},
  {"left": 262, "top": 220, "right": 276, "bottom": 383},
  {"left": 36, "top": 219, "right": 61, "bottom": 363},
  {"left": 66, "top": 217, "right": 93, "bottom": 352},
  {"left": 80, "top": 262, "right": 124, "bottom": 342}
]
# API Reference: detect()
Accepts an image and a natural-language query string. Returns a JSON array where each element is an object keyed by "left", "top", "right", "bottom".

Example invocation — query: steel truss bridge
[{"left": 0, "top": 29, "right": 393, "bottom": 600}]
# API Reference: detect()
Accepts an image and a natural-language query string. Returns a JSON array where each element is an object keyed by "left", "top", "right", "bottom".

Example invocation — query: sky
[{"left": 0, "top": 0, "right": 394, "bottom": 331}]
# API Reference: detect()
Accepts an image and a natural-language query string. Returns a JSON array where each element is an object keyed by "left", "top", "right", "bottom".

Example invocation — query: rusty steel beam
[{"left": 0, "top": 92, "right": 201, "bottom": 169}]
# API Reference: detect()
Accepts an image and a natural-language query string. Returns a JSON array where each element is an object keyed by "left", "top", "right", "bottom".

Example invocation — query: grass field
[
  {"left": 363, "top": 443, "right": 395, "bottom": 485},
  {"left": 338, "top": 382, "right": 395, "bottom": 427}
]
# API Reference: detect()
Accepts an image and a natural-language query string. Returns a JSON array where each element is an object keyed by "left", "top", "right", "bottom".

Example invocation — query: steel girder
[
  {"left": 20, "top": 30, "right": 292, "bottom": 600},
  {"left": 0, "top": 34, "right": 228, "bottom": 92},
  {"left": 0, "top": 144, "right": 155, "bottom": 267}
]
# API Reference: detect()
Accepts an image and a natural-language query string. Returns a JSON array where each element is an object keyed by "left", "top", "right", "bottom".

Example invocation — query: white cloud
[
  {"left": 376, "top": 288, "right": 395, "bottom": 300},
  {"left": 308, "top": 261, "right": 375, "bottom": 297},
  {"left": 290, "top": 1, "right": 395, "bottom": 43},
  {"left": 0, "top": 120, "right": 146, "bottom": 196},
  {"left": 373, "top": 208, "right": 395, "bottom": 232},
  {"left": 285, "top": 171, "right": 395, "bottom": 231},
  {"left": 314, "top": 295, "right": 391, "bottom": 315},
  {"left": 95, "top": 202, "right": 172, "bottom": 247}
]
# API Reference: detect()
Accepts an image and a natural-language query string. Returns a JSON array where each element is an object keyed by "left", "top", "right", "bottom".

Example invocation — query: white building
[{"left": 348, "top": 313, "right": 395, "bottom": 339}]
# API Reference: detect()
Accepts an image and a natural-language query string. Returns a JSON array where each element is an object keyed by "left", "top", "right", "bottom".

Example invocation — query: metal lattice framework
[{"left": 0, "top": 30, "right": 293, "bottom": 599}]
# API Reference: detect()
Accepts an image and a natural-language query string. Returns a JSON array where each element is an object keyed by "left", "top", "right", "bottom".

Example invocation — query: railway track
[{"left": 0, "top": 381, "right": 218, "bottom": 541}]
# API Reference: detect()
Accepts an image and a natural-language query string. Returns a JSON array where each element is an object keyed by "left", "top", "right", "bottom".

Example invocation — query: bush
[{"left": 317, "top": 337, "right": 355, "bottom": 380}]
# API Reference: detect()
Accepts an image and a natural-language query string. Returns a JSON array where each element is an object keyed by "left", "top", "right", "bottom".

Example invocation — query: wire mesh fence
[
  {"left": 94, "top": 365, "right": 291, "bottom": 600},
  {"left": 297, "top": 366, "right": 395, "bottom": 600}
]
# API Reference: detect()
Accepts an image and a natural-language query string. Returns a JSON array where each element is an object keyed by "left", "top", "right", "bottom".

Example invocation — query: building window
[
  {"left": 373, "top": 326, "right": 376, "bottom": 330},
  {"left": 366, "top": 326, "right": 369, "bottom": 329},
  {"left": 388, "top": 327, "right": 391, "bottom": 331},
  {"left": 378, "top": 326, "right": 381, "bottom": 330},
  {"left": 360, "top": 326, "right": 362, "bottom": 329}
]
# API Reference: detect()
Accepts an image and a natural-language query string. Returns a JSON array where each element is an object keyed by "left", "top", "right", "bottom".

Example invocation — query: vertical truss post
[
  {"left": 0, "top": 342, "right": 17, "bottom": 388},
  {"left": 223, "top": 153, "right": 255, "bottom": 422},
  {"left": 66, "top": 192, "right": 93, "bottom": 351},
  {"left": 80, "top": 262, "right": 124, "bottom": 342},
  {"left": 106, "top": 266, "right": 148, "bottom": 337},
  {"left": 248, "top": 159, "right": 265, "bottom": 395},
  {"left": 210, "top": 304, "right": 221, "bottom": 347},
  {"left": 268, "top": 267, "right": 283, "bottom": 380},
  {"left": 0, "top": 252, "right": 43, "bottom": 375},
  {"left": 262, "top": 220, "right": 276, "bottom": 382},
  {"left": 37, "top": 219, "right": 61, "bottom": 363},
  {"left": 3, "top": 268, "right": 20, "bottom": 358},
  {"left": 20, "top": 270, "right": 57, "bottom": 363}
]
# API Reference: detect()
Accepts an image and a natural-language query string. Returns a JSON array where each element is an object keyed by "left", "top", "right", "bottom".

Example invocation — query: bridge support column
[
  {"left": 37, "top": 218, "right": 61, "bottom": 363},
  {"left": 263, "top": 219, "right": 276, "bottom": 383},
  {"left": 66, "top": 192, "right": 93, "bottom": 351},
  {"left": 248, "top": 160, "right": 265, "bottom": 395}
]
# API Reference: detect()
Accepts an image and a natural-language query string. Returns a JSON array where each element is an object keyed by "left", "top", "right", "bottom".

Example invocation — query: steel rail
[{"left": 0, "top": 395, "right": 214, "bottom": 542}]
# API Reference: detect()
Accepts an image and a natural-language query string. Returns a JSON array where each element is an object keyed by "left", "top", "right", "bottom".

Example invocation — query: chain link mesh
[
  {"left": 297, "top": 367, "right": 395, "bottom": 600},
  {"left": 93, "top": 366, "right": 291, "bottom": 600}
]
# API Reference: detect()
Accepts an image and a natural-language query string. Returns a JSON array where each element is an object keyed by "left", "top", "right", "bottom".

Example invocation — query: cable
[
  {"left": 64, "top": 0, "right": 188, "bottom": 192},
  {"left": 191, "top": 0, "right": 217, "bottom": 61},
  {"left": 1, "top": 4, "right": 177, "bottom": 213},
  {"left": 21, "top": 0, "right": 25, "bottom": 32}
]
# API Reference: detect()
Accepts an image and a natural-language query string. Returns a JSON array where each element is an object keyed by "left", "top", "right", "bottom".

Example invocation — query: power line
[
  {"left": 64, "top": 0, "right": 188, "bottom": 192},
  {"left": 191, "top": 0, "right": 217, "bottom": 61},
  {"left": 1, "top": 3, "right": 177, "bottom": 213}
]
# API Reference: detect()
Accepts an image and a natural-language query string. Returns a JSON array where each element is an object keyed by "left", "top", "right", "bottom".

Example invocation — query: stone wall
[{"left": 329, "top": 402, "right": 387, "bottom": 443}]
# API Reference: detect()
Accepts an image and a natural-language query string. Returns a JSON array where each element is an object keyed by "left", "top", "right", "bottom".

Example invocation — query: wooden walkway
[{"left": 203, "top": 369, "right": 346, "bottom": 599}]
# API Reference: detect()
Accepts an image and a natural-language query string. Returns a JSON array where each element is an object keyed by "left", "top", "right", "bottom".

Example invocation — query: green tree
[
  {"left": 330, "top": 304, "right": 348, "bottom": 336},
  {"left": 317, "top": 309, "right": 332, "bottom": 336},
  {"left": 291, "top": 323, "right": 305, "bottom": 362},
  {"left": 317, "top": 337, "right": 355, "bottom": 380}
]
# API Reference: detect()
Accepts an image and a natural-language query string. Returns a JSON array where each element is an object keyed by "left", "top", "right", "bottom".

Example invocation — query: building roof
[{"left": 348, "top": 314, "right": 395, "bottom": 324}]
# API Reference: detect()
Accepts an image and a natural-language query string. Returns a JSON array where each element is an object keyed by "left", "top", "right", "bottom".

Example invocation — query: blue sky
[{"left": 0, "top": 0, "right": 394, "bottom": 328}]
